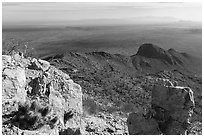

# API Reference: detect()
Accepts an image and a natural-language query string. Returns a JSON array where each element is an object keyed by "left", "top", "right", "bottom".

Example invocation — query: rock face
[
  {"left": 127, "top": 78, "right": 195, "bottom": 135},
  {"left": 2, "top": 55, "right": 27, "bottom": 115},
  {"left": 2, "top": 54, "right": 83, "bottom": 135},
  {"left": 127, "top": 112, "right": 160, "bottom": 135},
  {"left": 152, "top": 79, "right": 195, "bottom": 135}
]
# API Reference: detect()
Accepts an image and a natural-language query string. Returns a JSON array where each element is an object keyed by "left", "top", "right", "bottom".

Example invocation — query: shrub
[
  {"left": 83, "top": 96, "right": 98, "bottom": 115},
  {"left": 12, "top": 100, "right": 51, "bottom": 130},
  {"left": 121, "top": 103, "right": 136, "bottom": 113},
  {"left": 2, "top": 38, "right": 37, "bottom": 58}
]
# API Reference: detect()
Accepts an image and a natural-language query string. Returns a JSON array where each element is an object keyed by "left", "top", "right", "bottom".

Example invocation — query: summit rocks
[{"left": 2, "top": 54, "right": 83, "bottom": 135}]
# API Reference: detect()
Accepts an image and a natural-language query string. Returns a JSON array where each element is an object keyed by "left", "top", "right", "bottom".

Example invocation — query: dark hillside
[{"left": 43, "top": 44, "right": 201, "bottom": 122}]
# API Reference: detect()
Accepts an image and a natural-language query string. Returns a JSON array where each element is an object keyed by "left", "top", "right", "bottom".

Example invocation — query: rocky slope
[
  {"left": 44, "top": 43, "right": 202, "bottom": 126},
  {"left": 131, "top": 43, "right": 201, "bottom": 74},
  {"left": 2, "top": 43, "right": 202, "bottom": 135}
]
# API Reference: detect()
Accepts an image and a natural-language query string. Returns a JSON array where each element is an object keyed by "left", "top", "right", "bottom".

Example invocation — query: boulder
[
  {"left": 127, "top": 112, "right": 160, "bottom": 135},
  {"left": 38, "top": 59, "right": 50, "bottom": 71},
  {"left": 151, "top": 79, "right": 195, "bottom": 134},
  {"left": 127, "top": 78, "right": 195, "bottom": 135},
  {"left": 30, "top": 58, "right": 50, "bottom": 71},
  {"left": 13, "top": 53, "right": 22, "bottom": 62}
]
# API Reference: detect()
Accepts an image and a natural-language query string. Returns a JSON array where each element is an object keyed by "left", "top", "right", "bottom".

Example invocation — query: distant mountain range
[
  {"left": 3, "top": 17, "right": 201, "bottom": 28},
  {"left": 43, "top": 43, "right": 201, "bottom": 75}
]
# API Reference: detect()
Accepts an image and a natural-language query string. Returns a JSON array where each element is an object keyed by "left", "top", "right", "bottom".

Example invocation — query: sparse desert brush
[
  {"left": 12, "top": 100, "right": 51, "bottom": 130},
  {"left": 105, "top": 104, "right": 118, "bottom": 114},
  {"left": 121, "top": 103, "right": 136, "bottom": 113},
  {"left": 2, "top": 38, "right": 37, "bottom": 58},
  {"left": 83, "top": 96, "right": 98, "bottom": 115}
]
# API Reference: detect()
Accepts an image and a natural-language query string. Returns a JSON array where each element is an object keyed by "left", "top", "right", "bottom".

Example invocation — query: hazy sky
[{"left": 2, "top": 2, "right": 202, "bottom": 26}]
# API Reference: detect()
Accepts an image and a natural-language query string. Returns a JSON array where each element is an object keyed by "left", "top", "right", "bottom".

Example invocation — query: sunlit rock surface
[{"left": 2, "top": 54, "right": 83, "bottom": 135}]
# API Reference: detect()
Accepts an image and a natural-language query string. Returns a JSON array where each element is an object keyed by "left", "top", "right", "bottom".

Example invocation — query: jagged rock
[
  {"left": 127, "top": 112, "right": 160, "bottom": 135},
  {"left": 152, "top": 79, "right": 195, "bottom": 134},
  {"left": 46, "top": 67, "right": 83, "bottom": 133},
  {"left": 2, "top": 55, "right": 12, "bottom": 69},
  {"left": 13, "top": 53, "right": 22, "bottom": 62},
  {"left": 38, "top": 59, "right": 50, "bottom": 71},
  {"left": 48, "top": 83, "right": 65, "bottom": 127},
  {"left": 127, "top": 78, "right": 195, "bottom": 135},
  {"left": 30, "top": 58, "right": 50, "bottom": 71},
  {"left": 2, "top": 55, "right": 83, "bottom": 135},
  {"left": 2, "top": 63, "right": 27, "bottom": 115}
]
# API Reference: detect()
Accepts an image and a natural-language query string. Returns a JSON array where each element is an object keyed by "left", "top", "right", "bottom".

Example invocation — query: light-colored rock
[
  {"left": 2, "top": 55, "right": 83, "bottom": 135},
  {"left": 13, "top": 53, "right": 22, "bottom": 62},
  {"left": 187, "top": 121, "right": 202, "bottom": 135},
  {"left": 30, "top": 58, "right": 50, "bottom": 71},
  {"left": 45, "top": 67, "right": 83, "bottom": 132},
  {"left": 38, "top": 59, "right": 50, "bottom": 71},
  {"left": 2, "top": 55, "right": 12, "bottom": 65},
  {"left": 2, "top": 66, "right": 27, "bottom": 115},
  {"left": 48, "top": 83, "right": 65, "bottom": 127}
]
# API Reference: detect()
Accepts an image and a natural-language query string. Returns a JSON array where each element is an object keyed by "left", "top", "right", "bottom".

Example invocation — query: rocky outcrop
[
  {"left": 2, "top": 55, "right": 27, "bottom": 115},
  {"left": 152, "top": 79, "right": 195, "bottom": 135},
  {"left": 2, "top": 54, "right": 83, "bottom": 135},
  {"left": 127, "top": 78, "right": 195, "bottom": 135},
  {"left": 127, "top": 112, "right": 160, "bottom": 135}
]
